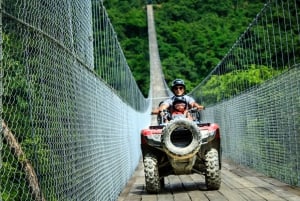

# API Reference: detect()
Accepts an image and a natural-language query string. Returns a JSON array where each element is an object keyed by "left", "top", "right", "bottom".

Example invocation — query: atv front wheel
[
  {"left": 143, "top": 153, "right": 162, "bottom": 193},
  {"left": 205, "top": 148, "right": 221, "bottom": 190}
]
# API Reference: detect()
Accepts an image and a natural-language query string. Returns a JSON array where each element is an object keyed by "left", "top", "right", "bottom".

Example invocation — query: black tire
[
  {"left": 143, "top": 153, "right": 161, "bottom": 193},
  {"left": 205, "top": 148, "right": 221, "bottom": 190},
  {"left": 162, "top": 119, "right": 200, "bottom": 156},
  {"left": 160, "top": 177, "right": 165, "bottom": 188}
]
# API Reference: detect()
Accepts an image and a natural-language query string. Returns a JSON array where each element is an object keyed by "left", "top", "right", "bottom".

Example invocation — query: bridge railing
[
  {"left": 190, "top": 0, "right": 300, "bottom": 187},
  {"left": 1, "top": 0, "right": 150, "bottom": 200}
]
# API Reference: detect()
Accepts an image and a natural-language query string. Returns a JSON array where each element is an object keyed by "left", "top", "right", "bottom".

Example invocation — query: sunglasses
[{"left": 174, "top": 86, "right": 184, "bottom": 90}]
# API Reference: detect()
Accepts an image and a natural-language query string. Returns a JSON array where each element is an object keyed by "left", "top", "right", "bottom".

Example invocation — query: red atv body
[{"left": 141, "top": 109, "right": 221, "bottom": 193}]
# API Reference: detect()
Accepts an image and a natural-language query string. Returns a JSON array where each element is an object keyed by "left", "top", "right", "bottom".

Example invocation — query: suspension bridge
[{"left": 1, "top": 1, "right": 299, "bottom": 201}]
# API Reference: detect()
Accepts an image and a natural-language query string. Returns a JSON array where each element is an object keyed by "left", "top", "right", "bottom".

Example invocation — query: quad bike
[{"left": 141, "top": 107, "right": 221, "bottom": 193}]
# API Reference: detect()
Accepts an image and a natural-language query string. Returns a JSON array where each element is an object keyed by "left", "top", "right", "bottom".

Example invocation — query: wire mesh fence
[
  {"left": 1, "top": 0, "right": 300, "bottom": 200},
  {"left": 1, "top": 0, "right": 150, "bottom": 200},
  {"left": 190, "top": 0, "right": 300, "bottom": 187}
]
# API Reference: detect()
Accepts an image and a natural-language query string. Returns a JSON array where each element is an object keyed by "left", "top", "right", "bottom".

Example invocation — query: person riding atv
[
  {"left": 142, "top": 79, "right": 221, "bottom": 193},
  {"left": 152, "top": 79, "right": 204, "bottom": 123},
  {"left": 158, "top": 96, "right": 194, "bottom": 122}
]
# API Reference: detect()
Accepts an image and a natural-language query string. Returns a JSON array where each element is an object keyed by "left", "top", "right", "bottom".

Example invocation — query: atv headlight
[
  {"left": 200, "top": 130, "right": 216, "bottom": 143},
  {"left": 200, "top": 130, "right": 209, "bottom": 139},
  {"left": 150, "top": 134, "right": 161, "bottom": 142}
]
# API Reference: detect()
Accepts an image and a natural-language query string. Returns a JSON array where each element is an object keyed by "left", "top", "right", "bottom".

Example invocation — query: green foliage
[
  {"left": 104, "top": 1, "right": 149, "bottom": 96},
  {"left": 200, "top": 64, "right": 282, "bottom": 105},
  {"left": 104, "top": 0, "right": 267, "bottom": 94},
  {"left": 154, "top": 0, "right": 267, "bottom": 91},
  {"left": 1, "top": 29, "right": 34, "bottom": 200},
  {"left": 2, "top": 24, "right": 70, "bottom": 201}
]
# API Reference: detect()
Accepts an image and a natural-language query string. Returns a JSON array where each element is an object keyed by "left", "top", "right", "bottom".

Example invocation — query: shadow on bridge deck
[{"left": 118, "top": 159, "right": 300, "bottom": 201}]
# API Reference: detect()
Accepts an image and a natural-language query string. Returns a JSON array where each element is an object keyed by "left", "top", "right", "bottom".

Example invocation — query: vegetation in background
[
  {"left": 104, "top": 0, "right": 267, "bottom": 95},
  {"left": 199, "top": 65, "right": 283, "bottom": 105},
  {"left": 103, "top": 0, "right": 150, "bottom": 96}
]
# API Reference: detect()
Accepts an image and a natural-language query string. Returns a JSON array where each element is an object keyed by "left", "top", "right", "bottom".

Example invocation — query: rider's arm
[
  {"left": 186, "top": 95, "right": 205, "bottom": 110},
  {"left": 191, "top": 102, "right": 205, "bottom": 110},
  {"left": 151, "top": 108, "right": 160, "bottom": 115},
  {"left": 157, "top": 98, "right": 172, "bottom": 112},
  {"left": 158, "top": 103, "right": 170, "bottom": 113},
  {"left": 151, "top": 100, "right": 167, "bottom": 115},
  {"left": 151, "top": 105, "right": 170, "bottom": 114}
]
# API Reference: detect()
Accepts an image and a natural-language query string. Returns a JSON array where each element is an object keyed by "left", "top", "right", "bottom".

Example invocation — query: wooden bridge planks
[{"left": 117, "top": 159, "right": 300, "bottom": 201}]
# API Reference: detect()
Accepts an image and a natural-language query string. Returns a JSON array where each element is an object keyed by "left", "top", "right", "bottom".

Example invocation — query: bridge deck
[{"left": 118, "top": 159, "right": 300, "bottom": 201}]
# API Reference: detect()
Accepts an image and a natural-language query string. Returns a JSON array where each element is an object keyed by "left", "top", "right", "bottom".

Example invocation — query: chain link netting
[
  {"left": 1, "top": 0, "right": 150, "bottom": 200},
  {"left": 1, "top": 0, "right": 300, "bottom": 200},
  {"left": 190, "top": 0, "right": 300, "bottom": 187}
]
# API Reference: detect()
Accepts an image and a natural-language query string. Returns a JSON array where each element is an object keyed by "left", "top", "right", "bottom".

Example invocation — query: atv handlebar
[
  {"left": 189, "top": 107, "right": 205, "bottom": 112},
  {"left": 151, "top": 107, "right": 205, "bottom": 115}
]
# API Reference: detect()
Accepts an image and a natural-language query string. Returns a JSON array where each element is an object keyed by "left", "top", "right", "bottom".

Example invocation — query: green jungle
[{"left": 104, "top": 0, "right": 269, "bottom": 96}]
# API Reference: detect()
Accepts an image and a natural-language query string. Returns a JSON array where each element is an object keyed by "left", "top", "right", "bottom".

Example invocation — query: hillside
[{"left": 104, "top": 0, "right": 267, "bottom": 96}]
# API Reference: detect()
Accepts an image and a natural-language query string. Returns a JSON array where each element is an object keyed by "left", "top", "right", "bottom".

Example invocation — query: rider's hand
[
  {"left": 197, "top": 105, "right": 205, "bottom": 110},
  {"left": 151, "top": 108, "right": 160, "bottom": 115}
]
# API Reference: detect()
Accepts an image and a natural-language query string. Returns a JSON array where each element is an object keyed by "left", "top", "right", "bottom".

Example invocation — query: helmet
[
  {"left": 171, "top": 79, "right": 185, "bottom": 89},
  {"left": 172, "top": 96, "right": 187, "bottom": 110},
  {"left": 172, "top": 96, "right": 187, "bottom": 105}
]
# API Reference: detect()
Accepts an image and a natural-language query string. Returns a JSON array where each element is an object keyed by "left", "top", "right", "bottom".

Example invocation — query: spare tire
[{"left": 162, "top": 119, "right": 200, "bottom": 156}]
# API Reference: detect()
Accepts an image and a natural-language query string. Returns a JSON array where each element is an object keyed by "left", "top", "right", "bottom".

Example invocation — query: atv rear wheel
[
  {"left": 205, "top": 148, "right": 221, "bottom": 190},
  {"left": 143, "top": 153, "right": 162, "bottom": 193}
]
